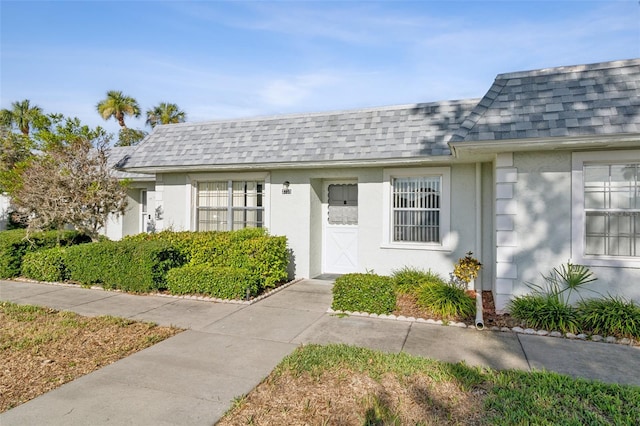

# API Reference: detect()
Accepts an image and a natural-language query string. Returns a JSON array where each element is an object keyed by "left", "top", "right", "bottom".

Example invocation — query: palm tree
[
  {"left": 96, "top": 90, "right": 141, "bottom": 129},
  {"left": 0, "top": 99, "right": 43, "bottom": 136},
  {"left": 145, "top": 102, "right": 186, "bottom": 128}
]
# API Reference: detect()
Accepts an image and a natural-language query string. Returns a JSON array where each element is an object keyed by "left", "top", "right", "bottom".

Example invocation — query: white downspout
[{"left": 475, "top": 163, "right": 484, "bottom": 330}]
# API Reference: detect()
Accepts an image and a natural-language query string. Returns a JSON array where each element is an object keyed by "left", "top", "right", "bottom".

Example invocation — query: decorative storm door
[{"left": 323, "top": 183, "right": 358, "bottom": 273}]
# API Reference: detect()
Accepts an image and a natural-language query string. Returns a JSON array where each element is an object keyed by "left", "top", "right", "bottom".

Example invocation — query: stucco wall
[
  {"left": 512, "top": 151, "right": 640, "bottom": 305},
  {"left": 269, "top": 164, "right": 492, "bottom": 280},
  {"left": 102, "top": 183, "right": 155, "bottom": 240},
  {"left": 156, "top": 174, "right": 190, "bottom": 232}
]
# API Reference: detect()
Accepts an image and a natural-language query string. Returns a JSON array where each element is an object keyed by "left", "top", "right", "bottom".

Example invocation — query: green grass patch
[{"left": 270, "top": 344, "right": 640, "bottom": 425}]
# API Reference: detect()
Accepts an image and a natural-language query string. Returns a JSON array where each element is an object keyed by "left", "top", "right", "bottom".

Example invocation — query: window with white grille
[
  {"left": 196, "top": 181, "right": 263, "bottom": 231},
  {"left": 584, "top": 163, "right": 639, "bottom": 257},
  {"left": 392, "top": 176, "right": 441, "bottom": 242}
]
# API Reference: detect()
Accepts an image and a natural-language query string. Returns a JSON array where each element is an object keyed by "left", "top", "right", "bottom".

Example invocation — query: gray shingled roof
[
  {"left": 107, "top": 146, "right": 153, "bottom": 180},
  {"left": 118, "top": 100, "right": 477, "bottom": 171},
  {"left": 451, "top": 59, "right": 640, "bottom": 142}
]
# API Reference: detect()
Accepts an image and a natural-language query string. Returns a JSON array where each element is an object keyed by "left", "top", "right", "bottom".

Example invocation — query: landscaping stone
[
  {"left": 536, "top": 330, "right": 549, "bottom": 336},
  {"left": 576, "top": 334, "right": 587, "bottom": 340},
  {"left": 566, "top": 333, "right": 577, "bottom": 339},
  {"left": 500, "top": 327, "right": 510, "bottom": 332},
  {"left": 425, "top": 319, "right": 438, "bottom": 324},
  {"left": 549, "top": 331, "right": 563, "bottom": 338},
  {"left": 605, "top": 336, "right": 617, "bottom": 344},
  {"left": 523, "top": 328, "right": 536, "bottom": 335},
  {"left": 618, "top": 338, "right": 632, "bottom": 345},
  {"left": 591, "top": 335, "right": 603, "bottom": 342},
  {"left": 511, "top": 326, "right": 524, "bottom": 333}
]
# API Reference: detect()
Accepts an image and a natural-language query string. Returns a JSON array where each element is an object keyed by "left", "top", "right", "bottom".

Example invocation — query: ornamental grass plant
[
  {"left": 416, "top": 281, "right": 475, "bottom": 320},
  {"left": 509, "top": 294, "right": 580, "bottom": 333},
  {"left": 391, "top": 266, "right": 444, "bottom": 294},
  {"left": 577, "top": 296, "right": 640, "bottom": 339}
]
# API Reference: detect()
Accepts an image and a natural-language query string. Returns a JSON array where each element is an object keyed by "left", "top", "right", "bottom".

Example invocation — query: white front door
[{"left": 322, "top": 182, "right": 358, "bottom": 274}]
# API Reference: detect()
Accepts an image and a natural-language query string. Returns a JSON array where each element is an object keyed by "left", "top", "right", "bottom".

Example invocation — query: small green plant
[
  {"left": 529, "top": 262, "right": 598, "bottom": 304},
  {"left": 509, "top": 294, "right": 580, "bottom": 333},
  {"left": 416, "top": 281, "right": 475, "bottom": 320},
  {"left": 391, "top": 266, "right": 444, "bottom": 295},
  {"left": 509, "top": 263, "right": 598, "bottom": 333},
  {"left": 577, "top": 296, "right": 640, "bottom": 339},
  {"left": 332, "top": 273, "right": 396, "bottom": 315},
  {"left": 452, "top": 251, "right": 482, "bottom": 287}
]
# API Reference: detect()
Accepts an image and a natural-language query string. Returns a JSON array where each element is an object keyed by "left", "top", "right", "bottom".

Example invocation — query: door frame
[{"left": 321, "top": 179, "right": 359, "bottom": 274}]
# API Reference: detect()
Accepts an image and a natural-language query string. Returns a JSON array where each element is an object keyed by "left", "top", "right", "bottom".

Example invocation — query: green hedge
[
  {"left": 332, "top": 273, "right": 396, "bottom": 315},
  {"left": 125, "top": 228, "right": 289, "bottom": 288},
  {"left": 167, "top": 264, "right": 261, "bottom": 299},
  {"left": 21, "top": 247, "right": 69, "bottom": 282},
  {"left": 0, "top": 229, "right": 91, "bottom": 279},
  {"left": 65, "top": 240, "right": 185, "bottom": 292}
]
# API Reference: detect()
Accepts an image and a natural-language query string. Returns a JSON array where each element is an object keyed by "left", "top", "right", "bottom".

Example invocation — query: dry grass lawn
[{"left": 0, "top": 301, "right": 181, "bottom": 412}]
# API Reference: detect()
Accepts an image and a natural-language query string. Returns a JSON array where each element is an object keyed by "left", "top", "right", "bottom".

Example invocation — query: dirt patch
[
  {"left": 393, "top": 290, "right": 521, "bottom": 328},
  {"left": 218, "top": 370, "right": 485, "bottom": 425},
  {"left": 0, "top": 302, "right": 181, "bottom": 412}
]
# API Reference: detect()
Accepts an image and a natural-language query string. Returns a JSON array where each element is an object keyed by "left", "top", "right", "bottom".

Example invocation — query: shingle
[
  {"left": 457, "top": 59, "right": 640, "bottom": 142},
  {"left": 119, "top": 100, "right": 478, "bottom": 170}
]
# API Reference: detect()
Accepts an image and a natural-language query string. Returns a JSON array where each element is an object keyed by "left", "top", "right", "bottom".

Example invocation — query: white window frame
[
  {"left": 188, "top": 172, "right": 270, "bottom": 232},
  {"left": 572, "top": 150, "right": 640, "bottom": 269},
  {"left": 381, "top": 167, "right": 451, "bottom": 251}
]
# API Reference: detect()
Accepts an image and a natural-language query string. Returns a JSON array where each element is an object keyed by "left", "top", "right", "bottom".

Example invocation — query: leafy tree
[
  {"left": 146, "top": 102, "right": 186, "bottom": 128},
  {"left": 96, "top": 90, "right": 140, "bottom": 129},
  {"left": 8, "top": 117, "right": 128, "bottom": 240},
  {"left": 0, "top": 132, "right": 34, "bottom": 193},
  {"left": 0, "top": 99, "right": 45, "bottom": 136},
  {"left": 116, "top": 127, "right": 148, "bottom": 147}
]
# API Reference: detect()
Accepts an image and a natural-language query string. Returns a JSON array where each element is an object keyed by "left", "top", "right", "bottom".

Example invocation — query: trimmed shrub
[
  {"left": 509, "top": 294, "right": 580, "bottom": 333},
  {"left": 577, "top": 296, "right": 640, "bottom": 339},
  {"left": 65, "top": 240, "right": 184, "bottom": 292},
  {"left": 21, "top": 247, "right": 68, "bottom": 282},
  {"left": 332, "top": 273, "right": 396, "bottom": 315},
  {"left": 125, "top": 228, "right": 288, "bottom": 288},
  {"left": 167, "top": 264, "right": 261, "bottom": 299},
  {"left": 0, "top": 229, "right": 91, "bottom": 279},
  {"left": 416, "top": 281, "right": 475, "bottom": 320},
  {"left": 391, "top": 266, "right": 446, "bottom": 295}
]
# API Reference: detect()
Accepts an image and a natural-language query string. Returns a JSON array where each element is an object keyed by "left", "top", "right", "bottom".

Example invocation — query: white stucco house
[
  {"left": 102, "top": 146, "right": 156, "bottom": 240},
  {"left": 114, "top": 59, "right": 640, "bottom": 312}
]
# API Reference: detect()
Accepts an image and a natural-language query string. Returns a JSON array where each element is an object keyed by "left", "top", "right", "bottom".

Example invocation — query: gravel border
[{"left": 10, "top": 277, "right": 304, "bottom": 306}]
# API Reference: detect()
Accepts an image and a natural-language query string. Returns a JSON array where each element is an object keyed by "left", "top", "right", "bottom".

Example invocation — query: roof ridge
[
  {"left": 449, "top": 79, "right": 507, "bottom": 142},
  {"left": 154, "top": 98, "right": 480, "bottom": 128},
  {"left": 495, "top": 58, "right": 640, "bottom": 80}
]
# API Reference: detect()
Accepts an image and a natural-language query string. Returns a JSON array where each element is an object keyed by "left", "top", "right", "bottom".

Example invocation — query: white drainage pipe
[{"left": 475, "top": 290, "right": 484, "bottom": 330}]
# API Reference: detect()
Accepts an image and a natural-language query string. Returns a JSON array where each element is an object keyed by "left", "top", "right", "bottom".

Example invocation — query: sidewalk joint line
[{"left": 516, "top": 334, "right": 532, "bottom": 371}]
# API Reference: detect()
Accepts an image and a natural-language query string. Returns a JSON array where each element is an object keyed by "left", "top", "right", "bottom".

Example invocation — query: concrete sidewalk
[{"left": 1, "top": 279, "right": 639, "bottom": 425}]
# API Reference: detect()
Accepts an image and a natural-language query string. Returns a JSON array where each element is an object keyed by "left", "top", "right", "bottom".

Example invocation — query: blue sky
[{"left": 1, "top": 0, "right": 639, "bottom": 135}]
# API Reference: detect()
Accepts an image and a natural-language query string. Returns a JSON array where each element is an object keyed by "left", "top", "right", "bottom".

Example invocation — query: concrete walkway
[{"left": 1, "top": 279, "right": 639, "bottom": 425}]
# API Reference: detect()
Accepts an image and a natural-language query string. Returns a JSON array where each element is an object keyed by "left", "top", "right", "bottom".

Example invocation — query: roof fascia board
[
  {"left": 121, "top": 156, "right": 465, "bottom": 174},
  {"left": 450, "top": 133, "right": 640, "bottom": 157}
]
